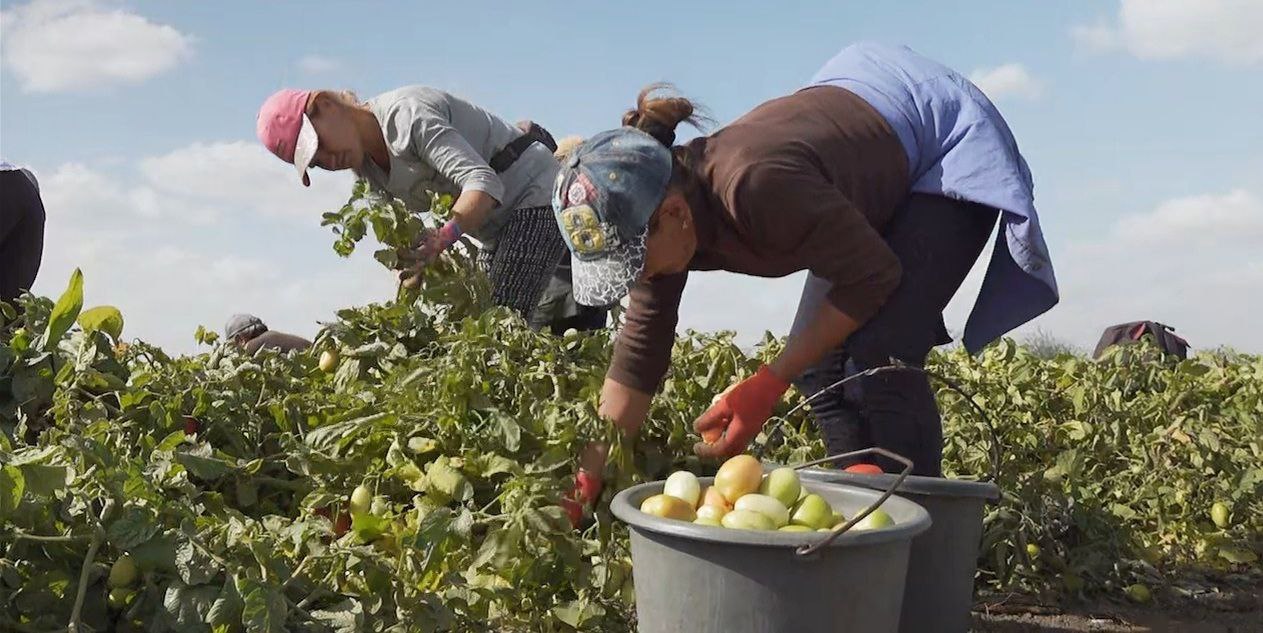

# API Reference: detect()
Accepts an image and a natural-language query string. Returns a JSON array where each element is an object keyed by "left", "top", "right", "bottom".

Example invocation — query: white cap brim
[{"left": 293, "top": 113, "right": 319, "bottom": 185}]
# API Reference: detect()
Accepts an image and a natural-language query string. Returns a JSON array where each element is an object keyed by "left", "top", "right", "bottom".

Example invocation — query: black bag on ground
[{"left": 1092, "top": 321, "right": 1189, "bottom": 359}]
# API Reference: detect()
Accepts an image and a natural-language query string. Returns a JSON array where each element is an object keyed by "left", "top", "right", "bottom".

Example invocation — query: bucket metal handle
[
  {"left": 788, "top": 446, "right": 913, "bottom": 558},
  {"left": 755, "top": 359, "right": 1002, "bottom": 484}
]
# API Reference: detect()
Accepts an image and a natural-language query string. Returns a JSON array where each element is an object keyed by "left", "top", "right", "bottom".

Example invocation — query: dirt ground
[{"left": 970, "top": 584, "right": 1263, "bottom": 632}]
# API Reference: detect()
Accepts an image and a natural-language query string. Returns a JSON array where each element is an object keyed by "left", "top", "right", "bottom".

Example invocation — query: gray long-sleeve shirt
[{"left": 360, "top": 87, "right": 559, "bottom": 246}]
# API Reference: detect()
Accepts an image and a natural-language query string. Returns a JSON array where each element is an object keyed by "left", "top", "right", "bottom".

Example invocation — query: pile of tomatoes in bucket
[{"left": 638, "top": 454, "right": 894, "bottom": 533}]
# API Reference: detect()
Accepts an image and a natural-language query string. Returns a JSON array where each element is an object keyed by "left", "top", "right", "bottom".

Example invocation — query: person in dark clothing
[
  {"left": 554, "top": 43, "right": 1059, "bottom": 525},
  {"left": 1, "top": 162, "right": 46, "bottom": 304},
  {"left": 224, "top": 314, "right": 312, "bottom": 355}
]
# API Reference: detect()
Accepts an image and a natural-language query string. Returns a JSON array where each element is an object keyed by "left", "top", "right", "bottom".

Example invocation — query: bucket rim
[
  {"left": 797, "top": 468, "right": 1001, "bottom": 501},
  {"left": 610, "top": 477, "right": 931, "bottom": 549}
]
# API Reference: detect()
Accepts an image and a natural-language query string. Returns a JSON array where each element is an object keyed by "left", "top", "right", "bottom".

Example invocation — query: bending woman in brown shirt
[{"left": 555, "top": 44, "right": 1056, "bottom": 524}]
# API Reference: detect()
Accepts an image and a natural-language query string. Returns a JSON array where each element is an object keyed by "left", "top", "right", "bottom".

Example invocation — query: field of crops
[{"left": 2, "top": 192, "right": 1260, "bottom": 632}]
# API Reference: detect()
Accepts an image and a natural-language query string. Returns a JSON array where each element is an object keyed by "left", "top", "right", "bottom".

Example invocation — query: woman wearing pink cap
[{"left": 256, "top": 87, "right": 606, "bottom": 332}]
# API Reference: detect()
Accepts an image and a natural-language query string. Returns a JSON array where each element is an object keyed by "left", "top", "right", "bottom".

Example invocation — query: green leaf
[
  {"left": 351, "top": 512, "right": 391, "bottom": 543},
  {"left": 177, "top": 445, "right": 232, "bottom": 481},
  {"left": 310, "top": 598, "right": 365, "bottom": 633},
  {"left": 304, "top": 412, "right": 393, "bottom": 452},
  {"left": 1109, "top": 503, "right": 1137, "bottom": 520},
  {"left": 130, "top": 533, "right": 179, "bottom": 573},
  {"left": 176, "top": 539, "right": 217, "bottom": 586},
  {"left": 1070, "top": 386, "right": 1087, "bottom": 414},
  {"left": 425, "top": 457, "right": 473, "bottom": 502},
  {"left": 0, "top": 465, "right": 24, "bottom": 516},
  {"left": 163, "top": 581, "right": 221, "bottom": 627},
  {"left": 194, "top": 325, "right": 220, "bottom": 345},
  {"left": 239, "top": 577, "right": 286, "bottom": 633},
  {"left": 108, "top": 506, "right": 161, "bottom": 550},
  {"left": 413, "top": 507, "right": 454, "bottom": 573},
  {"left": 208, "top": 574, "right": 244, "bottom": 628},
  {"left": 553, "top": 599, "right": 605, "bottom": 628},
  {"left": 498, "top": 416, "right": 521, "bottom": 452},
  {"left": 472, "top": 526, "right": 521, "bottom": 570},
  {"left": 236, "top": 479, "right": 259, "bottom": 508},
  {"left": 1062, "top": 420, "right": 1090, "bottom": 441},
  {"left": 11, "top": 362, "right": 55, "bottom": 408},
  {"left": 18, "top": 463, "right": 69, "bottom": 497},
  {"left": 1218, "top": 546, "right": 1259, "bottom": 564},
  {"left": 41, "top": 268, "right": 84, "bottom": 350},
  {"left": 408, "top": 436, "right": 439, "bottom": 454},
  {"left": 469, "top": 453, "right": 522, "bottom": 478},
  {"left": 77, "top": 305, "right": 124, "bottom": 340}
]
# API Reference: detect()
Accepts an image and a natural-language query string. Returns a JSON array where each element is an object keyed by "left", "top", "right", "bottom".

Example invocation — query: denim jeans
[{"left": 789, "top": 194, "right": 998, "bottom": 476}]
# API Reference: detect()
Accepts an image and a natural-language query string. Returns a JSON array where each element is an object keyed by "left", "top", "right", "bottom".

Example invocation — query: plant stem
[
  {"left": 296, "top": 587, "right": 329, "bottom": 611},
  {"left": 280, "top": 553, "right": 315, "bottom": 591},
  {"left": 11, "top": 531, "right": 90, "bottom": 543},
  {"left": 67, "top": 500, "right": 114, "bottom": 633}
]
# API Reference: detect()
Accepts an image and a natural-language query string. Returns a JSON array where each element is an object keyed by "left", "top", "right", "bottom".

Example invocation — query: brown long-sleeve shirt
[{"left": 608, "top": 86, "right": 910, "bottom": 393}]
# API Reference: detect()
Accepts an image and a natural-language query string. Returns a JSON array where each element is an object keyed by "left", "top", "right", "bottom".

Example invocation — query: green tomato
[
  {"left": 693, "top": 516, "right": 723, "bottom": 527},
  {"left": 734, "top": 494, "right": 790, "bottom": 528},
  {"left": 778, "top": 525, "right": 814, "bottom": 533},
  {"left": 108, "top": 555, "right": 137, "bottom": 588},
  {"left": 1125, "top": 583, "right": 1151, "bottom": 604},
  {"left": 790, "top": 494, "right": 835, "bottom": 530},
  {"left": 759, "top": 467, "right": 802, "bottom": 508},
  {"left": 1211, "top": 502, "right": 1230, "bottom": 529},
  {"left": 852, "top": 508, "right": 895, "bottom": 531},
  {"left": 349, "top": 485, "right": 373, "bottom": 516},
  {"left": 108, "top": 587, "right": 133, "bottom": 610},
  {"left": 318, "top": 349, "right": 340, "bottom": 372},
  {"left": 721, "top": 509, "right": 776, "bottom": 531}
]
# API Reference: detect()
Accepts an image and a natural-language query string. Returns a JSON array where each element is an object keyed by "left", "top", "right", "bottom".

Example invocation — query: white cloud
[
  {"left": 968, "top": 64, "right": 1044, "bottom": 101},
  {"left": 297, "top": 55, "right": 344, "bottom": 75},
  {"left": 1072, "top": 0, "right": 1263, "bottom": 65},
  {"left": 1115, "top": 189, "right": 1263, "bottom": 246},
  {"left": 0, "top": 0, "right": 194, "bottom": 93},
  {"left": 137, "top": 141, "right": 353, "bottom": 220},
  {"left": 29, "top": 147, "right": 394, "bottom": 353}
]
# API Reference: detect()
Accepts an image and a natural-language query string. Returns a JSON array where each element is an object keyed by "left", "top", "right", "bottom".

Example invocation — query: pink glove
[{"left": 399, "top": 220, "right": 463, "bottom": 285}]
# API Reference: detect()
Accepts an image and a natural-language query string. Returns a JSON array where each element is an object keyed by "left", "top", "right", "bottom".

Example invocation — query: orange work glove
[{"left": 693, "top": 366, "right": 790, "bottom": 459}]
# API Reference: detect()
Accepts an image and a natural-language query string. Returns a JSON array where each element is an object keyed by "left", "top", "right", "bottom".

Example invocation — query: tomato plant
[{"left": 1, "top": 185, "right": 1259, "bottom": 631}]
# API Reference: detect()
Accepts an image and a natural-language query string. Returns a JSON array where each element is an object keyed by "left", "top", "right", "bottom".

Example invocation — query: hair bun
[{"left": 621, "top": 83, "right": 708, "bottom": 147}]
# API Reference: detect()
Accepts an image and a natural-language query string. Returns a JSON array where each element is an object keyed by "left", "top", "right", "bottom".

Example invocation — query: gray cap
[{"left": 225, "top": 314, "right": 267, "bottom": 340}]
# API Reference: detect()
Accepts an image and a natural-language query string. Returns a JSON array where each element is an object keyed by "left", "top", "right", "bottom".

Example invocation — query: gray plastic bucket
[
  {"left": 799, "top": 470, "right": 999, "bottom": 633},
  {"left": 611, "top": 476, "right": 932, "bottom": 633}
]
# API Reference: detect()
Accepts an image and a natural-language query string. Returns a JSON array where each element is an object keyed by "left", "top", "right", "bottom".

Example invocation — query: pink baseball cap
[{"left": 257, "top": 89, "right": 319, "bottom": 186}]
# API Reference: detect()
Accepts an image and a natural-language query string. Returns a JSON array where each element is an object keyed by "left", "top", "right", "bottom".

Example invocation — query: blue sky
[{"left": 3, "top": 0, "right": 1262, "bottom": 353}]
